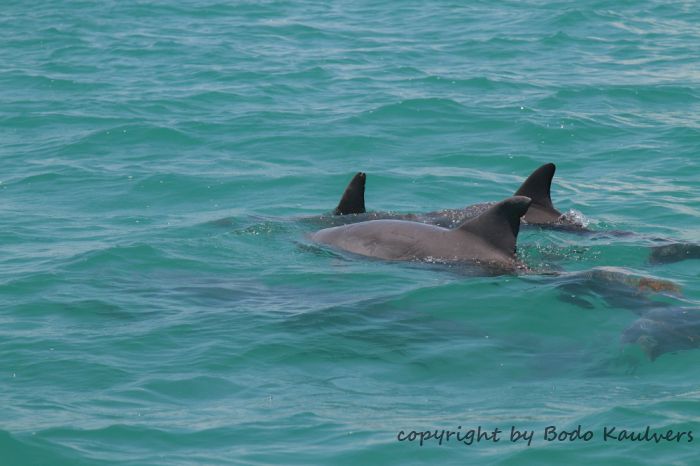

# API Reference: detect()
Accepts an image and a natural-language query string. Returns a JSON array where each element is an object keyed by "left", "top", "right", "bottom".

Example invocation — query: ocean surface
[{"left": 2, "top": 1, "right": 700, "bottom": 464}]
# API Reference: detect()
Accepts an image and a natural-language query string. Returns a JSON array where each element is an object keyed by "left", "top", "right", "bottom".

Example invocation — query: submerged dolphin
[
  {"left": 547, "top": 266, "right": 700, "bottom": 360},
  {"left": 649, "top": 242, "right": 700, "bottom": 264},
  {"left": 312, "top": 196, "right": 532, "bottom": 272},
  {"left": 622, "top": 307, "right": 700, "bottom": 360},
  {"left": 328, "top": 163, "right": 585, "bottom": 230}
]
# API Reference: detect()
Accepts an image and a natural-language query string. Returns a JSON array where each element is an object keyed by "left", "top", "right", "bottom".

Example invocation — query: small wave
[
  {"left": 417, "top": 75, "right": 543, "bottom": 92},
  {"left": 57, "top": 124, "right": 200, "bottom": 156},
  {"left": 276, "top": 66, "right": 332, "bottom": 81},
  {"left": 1, "top": 72, "right": 110, "bottom": 92},
  {"left": 549, "top": 9, "right": 591, "bottom": 26},
  {"left": 539, "top": 30, "right": 580, "bottom": 45},
  {"left": 61, "top": 243, "right": 169, "bottom": 271},
  {"left": 0, "top": 430, "right": 83, "bottom": 466},
  {"left": 348, "top": 98, "right": 469, "bottom": 127},
  {"left": 0, "top": 112, "right": 128, "bottom": 130},
  {"left": 183, "top": 90, "right": 247, "bottom": 106},
  {"left": 257, "top": 21, "right": 331, "bottom": 40},
  {"left": 57, "top": 299, "right": 130, "bottom": 320},
  {"left": 544, "top": 85, "right": 700, "bottom": 106}
]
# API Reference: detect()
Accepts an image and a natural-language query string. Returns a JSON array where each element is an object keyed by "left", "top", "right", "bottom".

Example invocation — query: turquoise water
[{"left": 2, "top": 1, "right": 700, "bottom": 464}]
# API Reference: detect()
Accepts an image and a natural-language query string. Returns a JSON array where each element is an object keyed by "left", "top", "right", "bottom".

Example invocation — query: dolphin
[
  {"left": 324, "top": 163, "right": 585, "bottom": 231},
  {"left": 423, "top": 163, "right": 567, "bottom": 228},
  {"left": 547, "top": 266, "right": 697, "bottom": 360},
  {"left": 622, "top": 307, "right": 700, "bottom": 360},
  {"left": 309, "top": 167, "right": 698, "bottom": 269},
  {"left": 649, "top": 242, "right": 700, "bottom": 264},
  {"left": 311, "top": 196, "right": 532, "bottom": 272}
]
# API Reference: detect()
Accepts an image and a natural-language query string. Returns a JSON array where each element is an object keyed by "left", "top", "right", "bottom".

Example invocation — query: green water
[{"left": 2, "top": 1, "right": 700, "bottom": 465}]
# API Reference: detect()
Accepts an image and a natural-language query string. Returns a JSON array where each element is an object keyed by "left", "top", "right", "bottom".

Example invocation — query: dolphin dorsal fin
[
  {"left": 514, "top": 163, "right": 557, "bottom": 211},
  {"left": 458, "top": 196, "right": 532, "bottom": 255},
  {"left": 333, "top": 172, "right": 366, "bottom": 215}
]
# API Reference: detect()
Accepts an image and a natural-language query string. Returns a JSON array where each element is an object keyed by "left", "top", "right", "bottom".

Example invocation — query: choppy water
[{"left": 2, "top": 1, "right": 700, "bottom": 465}]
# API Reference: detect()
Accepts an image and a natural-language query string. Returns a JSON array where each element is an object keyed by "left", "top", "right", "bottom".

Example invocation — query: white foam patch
[{"left": 561, "top": 209, "right": 590, "bottom": 228}]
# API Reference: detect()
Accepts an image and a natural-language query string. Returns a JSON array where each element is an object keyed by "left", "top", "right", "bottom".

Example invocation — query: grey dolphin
[
  {"left": 326, "top": 164, "right": 584, "bottom": 231},
  {"left": 622, "top": 307, "right": 700, "bottom": 360},
  {"left": 312, "top": 196, "right": 532, "bottom": 271},
  {"left": 424, "top": 163, "right": 565, "bottom": 227},
  {"left": 649, "top": 242, "right": 700, "bottom": 264}
]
